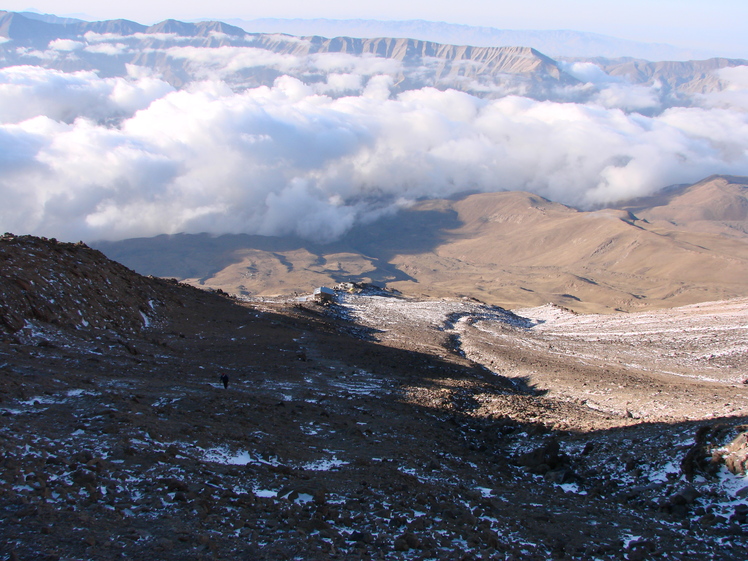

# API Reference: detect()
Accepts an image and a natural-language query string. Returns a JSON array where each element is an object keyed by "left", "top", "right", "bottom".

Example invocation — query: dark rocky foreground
[{"left": 1, "top": 234, "right": 747, "bottom": 560}]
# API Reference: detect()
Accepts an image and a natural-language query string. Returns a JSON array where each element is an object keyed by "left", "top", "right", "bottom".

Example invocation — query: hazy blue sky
[{"left": 6, "top": 0, "right": 748, "bottom": 56}]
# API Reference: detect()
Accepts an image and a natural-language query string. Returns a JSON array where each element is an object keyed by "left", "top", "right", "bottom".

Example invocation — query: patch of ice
[
  {"left": 621, "top": 534, "right": 641, "bottom": 548},
  {"left": 201, "top": 446, "right": 281, "bottom": 467},
  {"left": 151, "top": 397, "right": 180, "bottom": 407},
  {"left": 204, "top": 448, "right": 255, "bottom": 465},
  {"left": 66, "top": 389, "right": 96, "bottom": 397},
  {"left": 559, "top": 483, "right": 587, "bottom": 495},
  {"left": 717, "top": 466, "right": 748, "bottom": 499},
  {"left": 300, "top": 423, "right": 320, "bottom": 436},
  {"left": 303, "top": 457, "right": 349, "bottom": 471},
  {"left": 646, "top": 460, "right": 681, "bottom": 483},
  {"left": 476, "top": 487, "right": 493, "bottom": 497},
  {"left": 254, "top": 489, "right": 276, "bottom": 498},
  {"left": 19, "top": 396, "right": 57, "bottom": 406}
]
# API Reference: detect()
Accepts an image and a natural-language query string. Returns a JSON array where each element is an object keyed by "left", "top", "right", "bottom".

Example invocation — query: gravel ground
[
  {"left": 1, "top": 237, "right": 748, "bottom": 560},
  {"left": 335, "top": 289, "right": 748, "bottom": 424}
]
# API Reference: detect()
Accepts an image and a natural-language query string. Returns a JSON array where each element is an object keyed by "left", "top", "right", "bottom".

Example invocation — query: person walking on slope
[{"left": 220, "top": 373, "right": 229, "bottom": 389}]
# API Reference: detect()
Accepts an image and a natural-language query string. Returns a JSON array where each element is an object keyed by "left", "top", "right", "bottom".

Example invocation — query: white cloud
[
  {"left": 558, "top": 61, "right": 664, "bottom": 112},
  {"left": 699, "top": 66, "right": 748, "bottom": 111},
  {"left": 0, "top": 66, "right": 174, "bottom": 124},
  {"left": 560, "top": 61, "right": 617, "bottom": 85},
  {"left": 160, "top": 46, "right": 404, "bottom": 83},
  {"left": 591, "top": 82, "right": 664, "bottom": 112},
  {"left": 263, "top": 34, "right": 313, "bottom": 47},
  {"left": 84, "top": 43, "right": 130, "bottom": 56},
  {"left": 313, "top": 73, "right": 364, "bottom": 94},
  {"left": 48, "top": 39, "right": 85, "bottom": 51},
  {"left": 17, "top": 47, "right": 62, "bottom": 61},
  {"left": 362, "top": 75, "right": 394, "bottom": 100},
  {"left": 165, "top": 45, "right": 304, "bottom": 76},
  {"left": 309, "top": 52, "right": 403, "bottom": 75},
  {"left": 83, "top": 31, "right": 185, "bottom": 43},
  {"left": 717, "top": 66, "right": 748, "bottom": 88},
  {"left": 0, "top": 60, "right": 747, "bottom": 243}
]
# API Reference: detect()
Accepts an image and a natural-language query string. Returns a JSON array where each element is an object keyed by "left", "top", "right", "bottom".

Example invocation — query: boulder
[
  {"left": 517, "top": 437, "right": 567, "bottom": 474},
  {"left": 714, "top": 430, "right": 748, "bottom": 475},
  {"left": 669, "top": 485, "right": 701, "bottom": 506}
]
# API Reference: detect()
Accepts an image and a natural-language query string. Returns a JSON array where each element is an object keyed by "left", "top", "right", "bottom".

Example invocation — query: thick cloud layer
[{"left": 1, "top": 61, "right": 748, "bottom": 242}]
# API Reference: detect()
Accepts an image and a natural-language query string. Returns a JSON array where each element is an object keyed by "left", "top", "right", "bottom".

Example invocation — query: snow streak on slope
[{"left": 327, "top": 291, "right": 748, "bottom": 420}]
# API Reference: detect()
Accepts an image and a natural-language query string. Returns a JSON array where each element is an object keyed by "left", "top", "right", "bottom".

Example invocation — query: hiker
[{"left": 220, "top": 373, "right": 229, "bottom": 389}]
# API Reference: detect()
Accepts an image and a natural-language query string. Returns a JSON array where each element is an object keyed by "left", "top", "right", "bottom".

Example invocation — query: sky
[{"left": 6, "top": 0, "right": 748, "bottom": 57}]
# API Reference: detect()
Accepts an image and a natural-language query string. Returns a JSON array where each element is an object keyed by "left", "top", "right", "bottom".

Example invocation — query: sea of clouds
[{"left": 2, "top": 35, "right": 748, "bottom": 242}]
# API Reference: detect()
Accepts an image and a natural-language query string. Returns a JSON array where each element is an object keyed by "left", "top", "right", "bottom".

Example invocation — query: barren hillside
[
  {"left": 1, "top": 234, "right": 747, "bottom": 560},
  {"left": 97, "top": 175, "right": 748, "bottom": 314}
]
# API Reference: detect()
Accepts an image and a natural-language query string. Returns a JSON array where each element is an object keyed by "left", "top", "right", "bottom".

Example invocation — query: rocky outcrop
[
  {"left": 713, "top": 429, "right": 748, "bottom": 476},
  {"left": 0, "top": 233, "right": 184, "bottom": 335}
]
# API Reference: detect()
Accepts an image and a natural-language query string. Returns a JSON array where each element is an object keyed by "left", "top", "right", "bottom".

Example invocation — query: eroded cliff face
[
  {"left": 262, "top": 35, "right": 571, "bottom": 77},
  {"left": 0, "top": 11, "right": 580, "bottom": 97},
  {"left": 258, "top": 35, "right": 575, "bottom": 90},
  {"left": 593, "top": 57, "right": 747, "bottom": 94},
  {"left": 5, "top": 10, "right": 746, "bottom": 101}
]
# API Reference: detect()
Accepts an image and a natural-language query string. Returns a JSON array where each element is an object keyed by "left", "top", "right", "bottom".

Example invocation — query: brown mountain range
[
  {"left": 96, "top": 175, "right": 748, "bottom": 313},
  {"left": 5, "top": 11, "right": 747, "bottom": 100}
]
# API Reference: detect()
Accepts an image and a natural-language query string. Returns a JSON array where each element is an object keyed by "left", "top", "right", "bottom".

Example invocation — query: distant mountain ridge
[
  {"left": 0, "top": 10, "right": 581, "bottom": 97},
  {"left": 1, "top": 10, "right": 745, "bottom": 104},
  {"left": 10, "top": 12, "right": 710, "bottom": 61},
  {"left": 17, "top": 11, "right": 85, "bottom": 25},
  {"left": 0, "top": 11, "right": 248, "bottom": 43},
  {"left": 226, "top": 17, "right": 712, "bottom": 61}
]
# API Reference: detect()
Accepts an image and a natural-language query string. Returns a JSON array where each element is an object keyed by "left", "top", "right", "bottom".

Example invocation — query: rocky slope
[
  {"left": 1, "top": 235, "right": 748, "bottom": 560},
  {"left": 0, "top": 234, "right": 184, "bottom": 335}
]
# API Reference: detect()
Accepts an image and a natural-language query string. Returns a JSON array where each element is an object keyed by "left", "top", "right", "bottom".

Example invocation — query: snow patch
[
  {"left": 302, "top": 457, "right": 349, "bottom": 471},
  {"left": 203, "top": 448, "right": 256, "bottom": 465}
]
